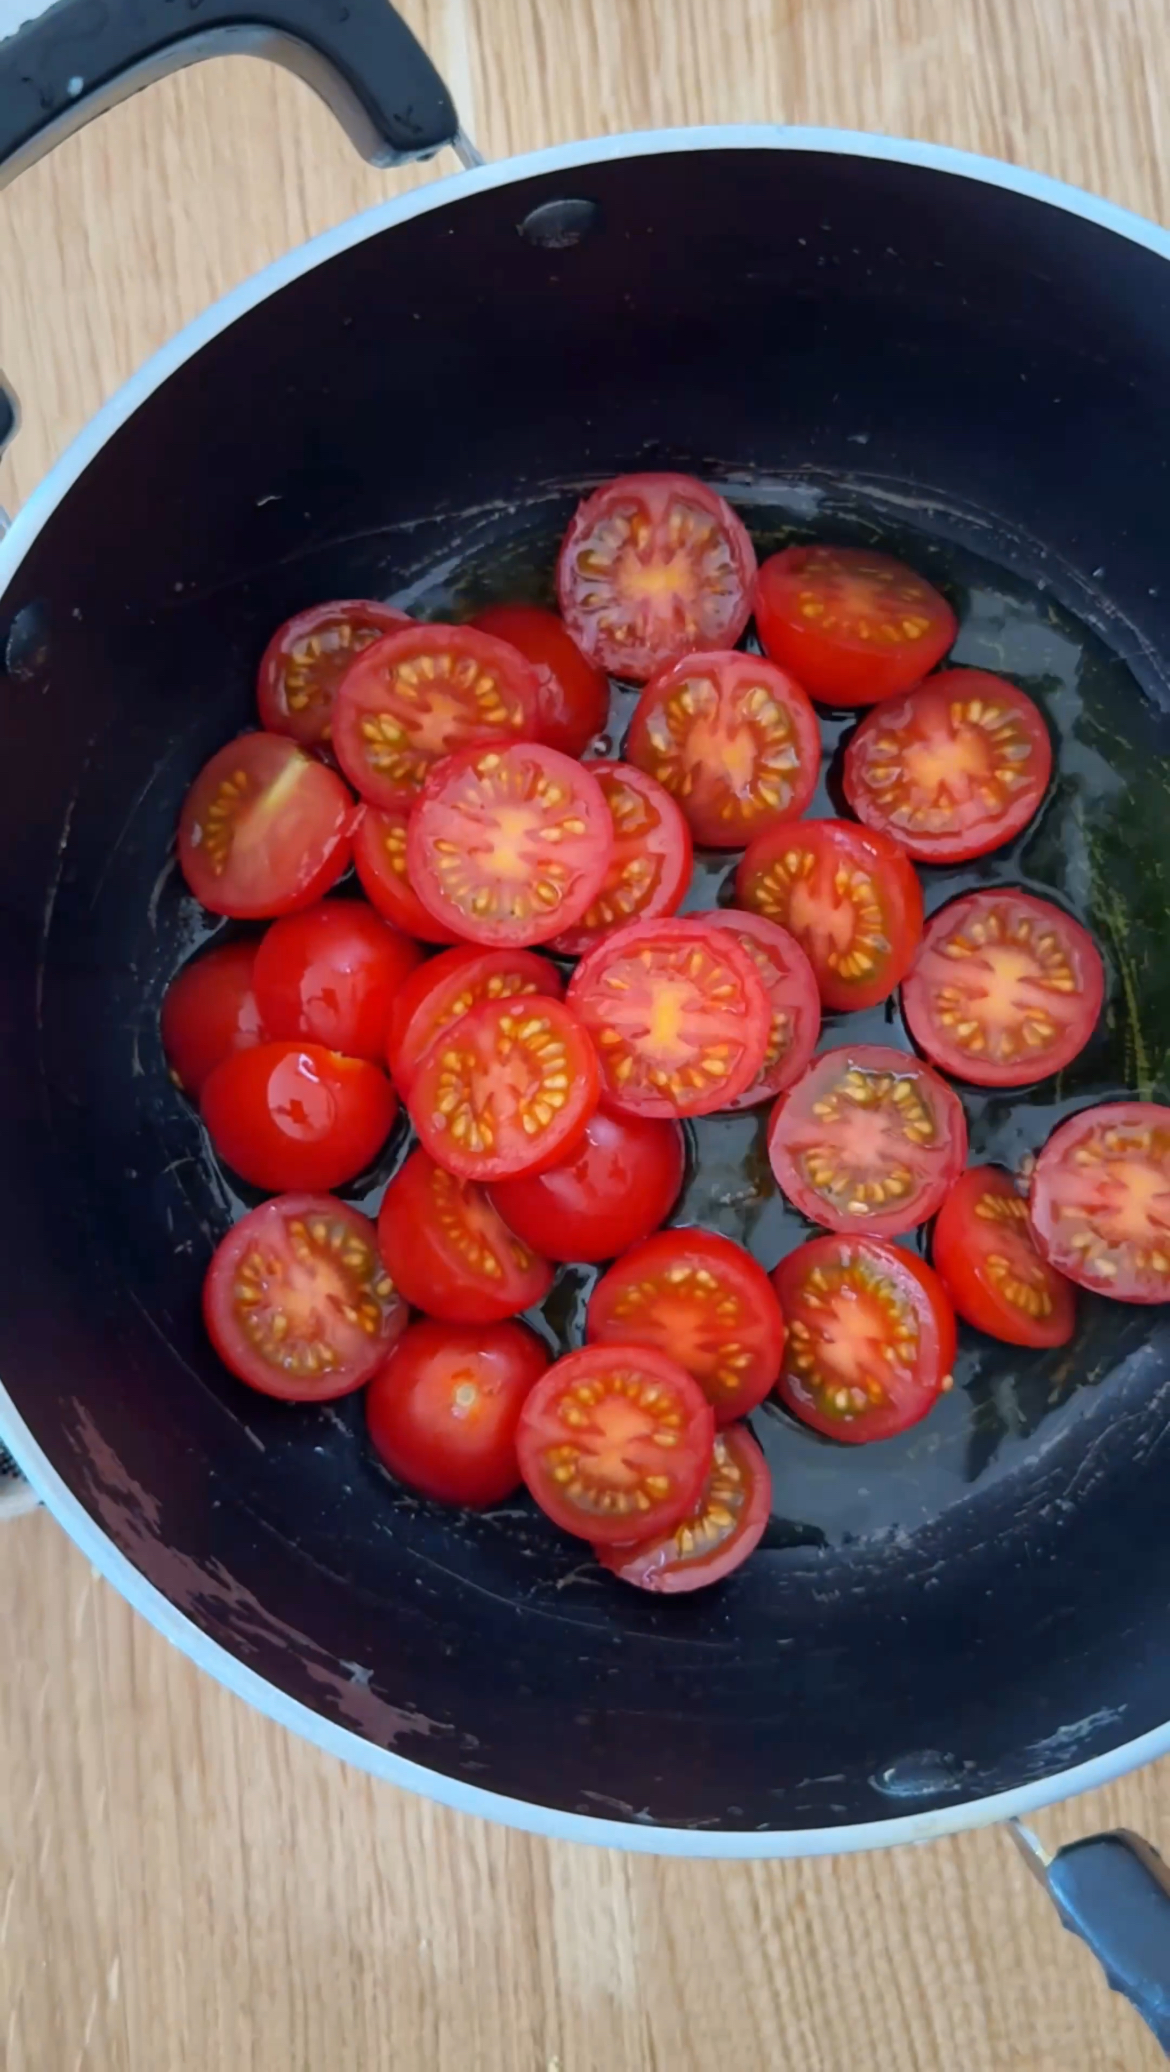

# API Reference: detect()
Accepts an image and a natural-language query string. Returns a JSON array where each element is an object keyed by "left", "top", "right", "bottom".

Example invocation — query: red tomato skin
[
  {"left": 697, "top": 909, "right": 821, "bottom": 1107},
  {"left": 548, "top": 761, "right": 693, "bottom": 958},
  {"left": 735, "top": 816, "right": 924, "bottom": 1014},
  {"left": 377, "top": 1149, "right": 555, "bottom": 1324},
  {"left": 256, "top": 600, "right": 412, "bottom": 746},
  {"left": 252, "top": 900, "right": 424, "bottom": 1065},
  {"left": 385, "top": 945, "right": 563, "bottom": 1097},
  {"left": 366, "top": 1319, "right": 550, "bottom": 1506},
  {"left": 625, "top": 650, "right": 821, "bottom": 849},
  {"left": 201, "top": 1041, "right": 397, "bottom": 1191},
  {"left": 587, "top": 1227, "right": 785, "bottom": 1424},
  {"left": 755, "top": 546, "right": 957, "bottom": 706},
  {"left": 489, "top": 1109, "right": 685, "bottom": 1263},
  {"left": 767, "top": 1043, "right": 968, "bottom": 1239},
  {"left": 933, "top": 1166, "right": 1075, "bottom": 1348},
  {"left": 332, "top": 623, "right": 542, "bottom": 809},
  {"left": 470, "top": 604, "right": 610, "bottom": 758},
  {"left": 161, "top": 939, "right": 266, "bottom": 1097},
  {"left": 771, "top": 1235, "right": 957, "bottom": 1444},
  {"left": 178, "top": 733, "right": 356, "bottom": 920},
  {"left": 1028, "top": 1102, "right": 1170, "bottom": 1304},
  {"left": 352, "top": 805, "right": 461, "bottom": 944},
  {"left": 596, "top": 1425, "right": 772, "bottom": 1593},
  {"left": 408, "top": 994, "right": 600, "bottom": 1183}
]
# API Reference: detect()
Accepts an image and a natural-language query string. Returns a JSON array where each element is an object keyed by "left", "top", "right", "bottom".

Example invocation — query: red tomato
[
  {"left": 331, "top": 623, "right": 540, "bottom": 809},
  {"left": 556, "top": 472, "right": 757, "bottom": 681},
  {"left": 772, "top": 1235, "right": 956, "bottom": 1443},
  {"left": 901, "top": 890, "right": 1104, "bottom": 1088},
  {"left": 203, "top": 1194, "right": 407, "bottom": 1400},
  {"left": 252, "top": 900, "right": 423, "bottom": 1065},
  {"left": 489, "top": 1109, "right": 685, "bottom": 1263},
  {"left": 699, "top": 910, "right": 821, "bottom": 1107},
  {"left": 755, "top": 545, "right": 957, "bottom": 706},
  {"left": 548, "top": 761, "right": 693, "bottom": 957},
  {"left": 470, "top": 603, "right": 609, "bottom": 758},
  {"left": 178, "top": 733, "right": 355, "bottom": 920},
  {"left": 567, "top": 916, "right": 770, "bottom": 1118},
  {"left": 352, "top": 806, "right": 461, "bottom": 944},
  {"left": 516, "top": 1343, "right": 715, "bottom": 1544},
  {"left": 736, "top": 816, "right": 924, "bottom": 1013},
  {"left": 768, "top": 1043, "right": 967, "bottom": 1238},
  {"left": 256, "top": 600, "right": 411, "bottom": 747},
  {"left": 596, "top": 1426, "right": 771, "bottom": 1593},
  {"left": 843, "top": 670, "right": 1052, "bottom": 864},
  {"left": 201, "top": 1041, "right": 397, "bottom": 1191},
  {"left": 386, "top": 945, "right": 563, "bottom": 1097},
  {"left": 408, "top": 995, "right": 599, "bottom": 1182},
  {"left": 161, "top": 939, "right": 266, "bottom": 1097},
  {"left": 934, "top": 1165, "right": 1075, "bottom": 1347},
  {"left": 587, "top": 1228, "right": 785, "bottom": 1424},
  {"left": 407, "top": 741, "right": 614, "bottom": 947},
  {"left": 377, "top": 1148, "right": 554, "bottom": 1323},
  {"left": 366, "top": 1318, "right": 549, "bottom": 1506},
  {"left": 625, "top": 649, "right": 821, "bottom": 848},
  {"left": 1029, "top": 1102, "right": 1170, "bottom": 1304}
]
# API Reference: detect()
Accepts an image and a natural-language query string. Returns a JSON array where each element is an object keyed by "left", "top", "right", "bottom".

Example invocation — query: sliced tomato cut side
[
  {"left": 768, "top": 1043, "right": 967, "bottom": 1238},
  {"left": 587, "top": 1228, "right": 785, "bottom": 1424},
  {"left": 489, "top": 1109, "right": 685, "bottom": 1264},
  {"left": 1028, "top": 1102, "right": 1170, "bottom": 1303},
  {"left": 772, "top": 1235, "right": 956, "bottom": 1443},
  {"left": 161, "top": 939, "right": 266, "bottom": 1098},
  {"left": 178, "top": 733, "right": 355, "bottom": 919},
  {"left": 376, "top": 1148, "right": 554, "bottom": 1323},
  {"left": 736, "top": 817, "right": 923, "bottom": 1013},
  {"left": 256, "top": 600, "right": 412, "bottom": 746},
  {"left": 408, "top": 994, "right": 599, "bottom": 1181},
  {"left": 596, "top": 1425, "right": 770, "bottom": 1592},
  {"left": 934, "top": 1166, "right": 1075, "bottom": 1346},
  {"left": 699, "top": 910, "right": 821, "bottom": 1107},
  {"left": 366, "top": 1318, "right": 549, "bottom": 1506},
  {"left": 549, "top": 760, "right": 693, "bottom": 956},
  {"left": 352, "top": 805, "right": 461, "bottom": 944},
  {"left": 332, "top": 623, "right": 540, "bottom": 808},
  {"left": 386, "top": 945, "right": 563, "bottom": 1096},
  {"left": 625, "top": 649, "right": 821, "bottom": 848},
  {"left": 470, "top": 603, "right": 610, "bottom": 758},
  {"left": 755, "top": 545, "right": 956, "bottom": 706}
]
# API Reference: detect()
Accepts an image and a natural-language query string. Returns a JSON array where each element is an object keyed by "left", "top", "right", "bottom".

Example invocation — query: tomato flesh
[
  {"left": 934, "top": 1166, "right": 1075, "bottom": 1347},
  {"left": 408, "top": 994, "right": 599, "bottom": 1182},
  {"left": 178, "top": 732, "right": 355, "bottom": 919},
  {"left": 772, "top": 1235, "right": 956, "bottom": 1443},
  {"left": 768, "top": 1043, "right": 967, "bottom": 1238},
  {"left": 626, "top": 649, "right": 821, "bottom": 848},
  {"left": 548, "top": 760, "right": 693, "bottom": 957},
  {"left": 470, "top": 603, "right": 609, "bottom": 758},
  {"left": 490, "top": 1108, "right": 685, "bottom": 1264},
  {"left": 596, "top": 1426, "right": 771, "bottom": 1593},
  {"left": 588, "top": 1228, "right": 785, "bottom": 1423},
  {"left": 755, "top": 545, "right": 956, "bottom": 706},
  {"left": 516, "top": 1344, "right": 715, "bottom": 1544},
  {"left": 699, "top": 909, "right": 821, "bottom": 1107},
  {"left": 203, "top": 1194, "right": 407, "bottom": 1400},
  {"left": 161, "top": 939, "right": 266, "bottom": 1098},
  {"left": 366, "top": 1318, "right": 549, "bottom": 1506},
  {"left": 352, "top": 805, "right": 461, "bottom": 943},
  {"left": 252, "top": 898, "right": 423, "bottom": 1064},
  {"left": 736, "top": 817, "right": 923, "bottom": 1013},
  {"left": 201, "top": 1040, "right": 397, "bottom": 1191},
  {"left": 902, "top": 889, "right": 1104, "bottom": 1088},
  {"left": 377, "top": 1148, "right": 554, "bottom": 1323},
  {"left": 386, "top": 945, "right": 563, "bottom": 1096},
  {"left": 332, "top": 623, "right": 540, "bottom": 808},
  {"left": 256, "top": 600, "right": 412, "bottom": 746},
  {"left": 1029, "top": 1102, "right": 1170, "bottom": 1303}
]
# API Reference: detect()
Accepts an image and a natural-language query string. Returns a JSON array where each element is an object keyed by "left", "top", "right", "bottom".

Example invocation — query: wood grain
[{"left": 3, "top": 2, "right": 1170, "bottom": 2066}]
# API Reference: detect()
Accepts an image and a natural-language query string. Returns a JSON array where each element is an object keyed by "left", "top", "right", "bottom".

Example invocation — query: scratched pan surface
[{"left": 3, "top": 147, "right": 1170, "bottom": 1832}]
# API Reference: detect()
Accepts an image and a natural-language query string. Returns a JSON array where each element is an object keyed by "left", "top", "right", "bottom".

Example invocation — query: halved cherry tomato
[
  {"left": 178, "top": 733, "right": 355, "bottom": 919},
  {"left": 407, "top": 741, "right": 614, "bottom": 947},
  {"left": 161, "top": 939, "right": 266, "bottom": 1097},
  {"left": 772, "top": 1235, "right": 956, "bottom": 1443},
  {"left": 1029, "top": 1102, "right": 1170, "bottom": 1303},
  {"left": 596, "top": 1425, "right": 771, "bottom": 1593},
  {"left": 201, "top": 1041, "right": 396, "bottom": 1191},
  {"left": 699, "top": 910, "right": 821, "bottom": 1107},
  {"left": 377, "top": 1148, "right": 554, "bottom": 1323},
  {"left": 489, "top": 1109, "right": 685, "bottom": 1263},
  {"left": 256, "top": 600, "right": 412, "bottom": 747},
  {"left": 934, "top": 1166, "right": 1075, "bottom": 1347},
  {"left": 548, "top": 761, "right": 692, "bottom": 957},
  {"left": 556, "top": 472, "right": 757, "bottom": 681},
  {"left": 332, "top": 623, "right": 541, "bottom": 809},
  {"left": 588, "top": 1228, "right": 785, "bottom": 1423},
  {"left": 843, "top": 670, "right": 1052, "bottom": 863},
  {"left": 408, "top": 994, "right": 599, "bottom": 1182},
  {"left": 352, "top": 805, "right": 461, "bottom": 944},
  {"left": 767, "top": 1043, "right": 967, "bottom": 1238},
  {"left": 901, "top": 890, "right": 1104, "bottom": 1088},
  {"left": 755, "top": 545, "right": 956, "bottom": 706},
  {"left": 253, "top": 899, "right": 423, "bottom": 1065},
  {"left": 470, "top": 603, "right": 609, "bottom": 758},
  {"left": 516, "top": 1343, "right": 715, "bottom": 1544},
  {"left": 366, "top": 1318, "right": 549, "bottom": 1506},
  {"left": 386, "top": 945, "right": 563, "bottom": 1097},
  {"left": 625, "top": 650, "right": 821, "bottom": 848},
  {"left": 203, "top": 1194, "right": 407, "bottom": 1400},
  {"left": 736, "top": 817, "right": 924, "bottom": 1013},
  {"left": 567, "top": 916, "right": 770, "bottom": 1118}
]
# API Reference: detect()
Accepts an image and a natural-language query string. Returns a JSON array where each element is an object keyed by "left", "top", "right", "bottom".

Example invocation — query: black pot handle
[{"left": 1010, "top": 1820, "right": 1170, "bottom": 2052}]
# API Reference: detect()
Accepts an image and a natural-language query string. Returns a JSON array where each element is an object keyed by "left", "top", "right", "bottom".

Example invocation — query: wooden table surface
[{"left": 3, "top": 2, "right": 1170, "bottom": 2066}]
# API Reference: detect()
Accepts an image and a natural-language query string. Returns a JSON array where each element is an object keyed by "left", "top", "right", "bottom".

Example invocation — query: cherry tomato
[
  {"left": 352, "top": 805, "right": 461, "bottom": 944},
  {"left": 934, "top": 1165, "right": 1075, "bottom": 1347},
  {"left": 407, "top": 741, "right": 614, "bottom": 947},
  {"left": 901, "top": 890, "right": 1104, "bottom": 1088},
  {"left": 767, "top": 1043, "right": 967, "bottom": 1238},
  {"left": 386, "top": 945, "right": 563, "bottom": 1097},
  {"left": 178, "top": 733, "right": 355, "bottom": 920},
  {"left": 736, "top": 817, "right": 923, "bottom": 1013},
  {"left": 625, "top": 649, "right": 821, "bottom": 849},
  {"left": 588, "top": 1228, "right": 785, "bottom": 1424},
  {"left": 161, "top": 939, "right": 266, "bottom": 1097},
  {"left": 567, "top": 916, "right": 770, "bottom": 1118},
  {"left": 516, "top": 1344, "right": 715, "bottom": 1544},
  {"left": 201, "top": 1041, "right": 396, "bottom": 1191},
  {"left": 1028, "top": 1102, "right": 1170, "bottom": 1304},
  {"left": 548, "top": 761, "right": 693, "bottom": 957},
  {"left": 470, "top": 603, "right": 609, "bottom": 758},
  {"left": 843, "top": 670, "right": 1052, "bottom": 864},
  {"left": 596, "top": 1426, "right": 771, "bottom": 1593},
  {"left": 252, "top": 899, "right": 423, "bottom": 1065},
  {"left": 256, "top": 600, "right": 412, "bottom": 747},
  {"left": 699, "top": 910, "right": 821, "bottom": 1107},
  {"left": 332, "top": 623, "right": 541, "bottom": 809},
  {"left": 377, "top": 1148, "right": 554, "bottom": 1323},
  {"left": 366, "top": 1318, "right": 549, "bottom": 1506},
  {"left": 408, "top": 994, "right": 599, "bottom": 1182},
  {"left": 556, "top": 472, "right": 757, "bottom": 681},
  {"left": 489, "top": 1109, "right": 685, "bottom": 1264},
  {"left": 203, "top": 1194, "right": 407, "bottom": 1400},
  {"left": 755, "top": 545, "right": 957, "bottom": 706},
  {"left": 772, "top": 1235, "right": 956, "bottom": 1443}
]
